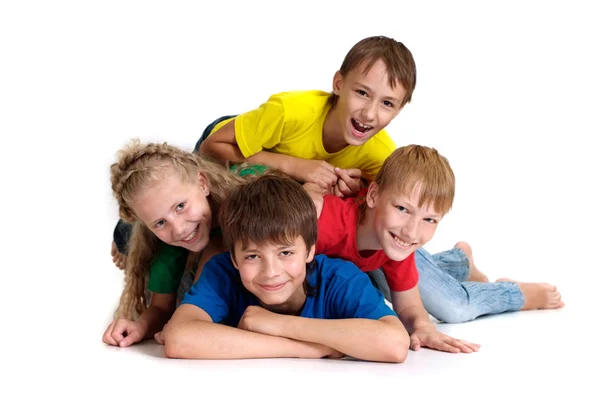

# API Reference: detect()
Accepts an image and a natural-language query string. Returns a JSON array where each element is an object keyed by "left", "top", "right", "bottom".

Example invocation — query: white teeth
[
  {"left": 356, "top": 120, "right": 372, "bottom": 129},
  {"left": 392, "top": 234, "right": 412, "bottom": 248},
  {"left": 184, "top": 228, "right": 197, "bottom": 241}
]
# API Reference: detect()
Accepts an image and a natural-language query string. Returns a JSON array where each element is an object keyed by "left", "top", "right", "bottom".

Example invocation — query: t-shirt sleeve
[
  {"left": 179, "top": 254, "right": 236, "bottom": 323},
  {"left": 147, "top": 243, "right": 189, "bottom": 294},
  {"left": 381, "top": 252, "right": 419, "bottom": 292},
  {"left": 329, "top": 262, "right": 397, "bottom": 320},
  {"left": 234, "top": 94, "right": 287, "bottom": 158}
]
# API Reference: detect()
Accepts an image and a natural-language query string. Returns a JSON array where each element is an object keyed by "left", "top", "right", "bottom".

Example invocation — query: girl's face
[{"left": 131, "top": 170, "right": 213, "bottom": 252}]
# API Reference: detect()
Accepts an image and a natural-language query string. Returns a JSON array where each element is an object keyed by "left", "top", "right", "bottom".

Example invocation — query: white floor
[{"left": 2, "top": 1, "right": 599, "bottom": 399}]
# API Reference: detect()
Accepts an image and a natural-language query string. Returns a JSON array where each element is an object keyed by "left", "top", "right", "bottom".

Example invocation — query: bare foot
[
  {"left": 455, "top": 241, "right": 489, "bottom": 282},
  {"left": 111, "top": 240, "right": 128, "bottom": 270},
  {"left": 496, "top": 278, "right": 565, "bottom": 310}
]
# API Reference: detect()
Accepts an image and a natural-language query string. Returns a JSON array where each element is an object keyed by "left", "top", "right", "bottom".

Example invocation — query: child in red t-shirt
[{"left": 307, "top": 144, "right": 480, "bottom": 354}]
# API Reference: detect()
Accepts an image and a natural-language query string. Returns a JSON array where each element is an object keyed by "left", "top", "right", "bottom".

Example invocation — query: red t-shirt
[{"left": 316, "top": 194, "right": 418, "bottom": 292}]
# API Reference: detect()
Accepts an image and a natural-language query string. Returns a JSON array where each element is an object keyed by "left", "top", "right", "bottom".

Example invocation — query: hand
[
  {"left": 102, "top": 318, "right": 147, "bottom": 347},
  {"left": 111, "top": 241, "right": 127, "bottom": 270},
  {"left": 333, "top": 168, "right": 362, "bottom": 198},
  {"left": 292, "top": 159, "right": 337, "bottom": 190},
  {"left": 410, "top": 326, "right": 480, "bottom": 353},
  {"left": 237, "top": 305, "right": 287, "bottom": 337}
]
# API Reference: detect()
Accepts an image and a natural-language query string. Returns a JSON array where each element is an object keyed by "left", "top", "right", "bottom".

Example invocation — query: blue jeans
[
  {"left": 416, "top": 247, "right": 524, "bottom": 323},
  {"left": 368, "top": 247, "right": 525, "bottom": 323}
]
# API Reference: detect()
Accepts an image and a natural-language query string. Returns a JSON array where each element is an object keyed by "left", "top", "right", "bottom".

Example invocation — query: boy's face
[
  {"left": 366, "top": 182, "right": 443, "bottom": 261},
  {"left": 232, "top": 236, "right": 316, "bottom": 311},
  {"left": 332, "top": 59, "right": 407, "bottom": 146},
  {"left": 131, "top": 171, "right": 213, "bottom": 252}
]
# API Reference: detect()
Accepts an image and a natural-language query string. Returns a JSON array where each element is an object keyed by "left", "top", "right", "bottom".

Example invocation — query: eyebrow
[
  {"left": 242, "top": 244, "right": 296, "bottom": 253},
  {"left": 355, "top": 83, "right": 402, "bottom": 104}
]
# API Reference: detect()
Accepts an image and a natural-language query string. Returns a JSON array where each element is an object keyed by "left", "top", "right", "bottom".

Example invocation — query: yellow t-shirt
[{"left": 209, "top": 90, "right": 396, "bottom": 180}]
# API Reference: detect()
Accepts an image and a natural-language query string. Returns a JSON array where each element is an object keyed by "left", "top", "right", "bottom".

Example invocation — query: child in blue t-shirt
[{"left": 162, "top": 174, "right": 409, "bottom": 362}]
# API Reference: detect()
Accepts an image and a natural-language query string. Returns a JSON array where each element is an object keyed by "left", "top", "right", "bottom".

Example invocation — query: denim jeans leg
[
  {"left": 415, "top": 248, "right": 525, "bottom": 323},
  {"left": 427, "top": 247, "right": 470, "bottom": 282}
]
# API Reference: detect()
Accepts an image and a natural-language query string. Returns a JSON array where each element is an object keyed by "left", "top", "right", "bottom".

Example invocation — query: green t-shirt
[{"left": 146, "top": 163, "right": 267, "bottom": 293}]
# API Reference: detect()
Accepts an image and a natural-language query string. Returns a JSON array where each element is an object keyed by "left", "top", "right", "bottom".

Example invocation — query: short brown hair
[
  {"left": 366, "top": 145, "right": 455, "bottom": 216},
  {"left": 330, "top": 36, "right": 417, "bottom": 108},
  {"left": 219, "top": 174, "right": 318, "bottom": 259}
]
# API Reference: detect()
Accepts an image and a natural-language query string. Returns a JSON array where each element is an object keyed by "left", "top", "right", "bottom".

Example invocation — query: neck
[
  {"left": 322, "top": 106, "right": 349, "bottom": 154},
  {"left": 356, "top": 208, "right": 382, "bottom": 252},
  {"left": 260, "top": 287, "right": 307, "bottom": 315}
]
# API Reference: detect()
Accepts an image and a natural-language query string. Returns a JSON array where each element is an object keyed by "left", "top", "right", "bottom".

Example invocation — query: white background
[{"left": 1, "top": 1, "right": 598, "bottom": 399}]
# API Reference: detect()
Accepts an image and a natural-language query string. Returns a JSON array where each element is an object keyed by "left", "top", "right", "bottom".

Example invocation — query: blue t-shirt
[{"left": 181, "top": 252, "right": 396, "bottom": 326}]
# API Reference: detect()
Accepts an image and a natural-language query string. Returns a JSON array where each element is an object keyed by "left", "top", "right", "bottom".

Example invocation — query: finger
[
  {"left": 335, "top": 168, "right": 361, "bottom": 194},
  {"left": 110, "top": 319, "right": 129, "bottom": 343},
  {"left": 439, "top": 338, "right": 471, "bottom": 353},
  {"left": 409, "top": 335, "right": 421, "bottom": 351},
  {"left": 154, "top": 331, "right": 165, "bottom": 345},
  {"left": 321, "top": 170, "right": 338, "bottom": 187},
  {"left": 336, "top": 178, "right": 351, "bottom": 195},
  {"left": 119, "top": 330, "right": 143, "bottom": 348},
  {"left": 102, "top": 321, "right": 119, "bottom": 346},
  {"left": 460, "top": 340, "right": 481, "bottom": 352},
  {"left": 111, "top": 241, "right": 117, "bottom": 257},
  {"left": 333, "top": 184, "right": 344, "bottom": 198}
]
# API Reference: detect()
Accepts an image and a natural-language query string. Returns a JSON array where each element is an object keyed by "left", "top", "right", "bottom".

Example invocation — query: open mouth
[
  {"left": 351, "top": 118, "right": 373, "bottom": 137},
  {"left": 180, "top": 225, "right": 199, "bottom": 244},
  {"left": 390, "top": 232, "right": 414, "bottom": 249}
]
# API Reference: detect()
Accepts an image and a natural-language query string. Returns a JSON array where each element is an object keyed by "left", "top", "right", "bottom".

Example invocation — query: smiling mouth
[
  {"left": 180, "top": 225, "right": 199, "bottom": 243},
  {"left": 259, "top": 283, "right": 287, "bottom": 291},
  {"left": 390, "top": 232, "right": 414, "bottom": 249},
  {"left": 351, "top": 118, "right": 373, "bottom": 136}
]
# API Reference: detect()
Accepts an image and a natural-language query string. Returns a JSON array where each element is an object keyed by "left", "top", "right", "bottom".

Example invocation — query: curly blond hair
[{"left": 110, "top": 139, "right": 250, "bottom": 319}]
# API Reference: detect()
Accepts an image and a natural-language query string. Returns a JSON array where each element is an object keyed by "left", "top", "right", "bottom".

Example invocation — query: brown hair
[
  {"left": 219, "top": 174, "right": 319, "bottom": 295},
  {"left": 330, "top": 35, "right": 417, "bottom": 108},
  {"left": 359, "top": 145, "right": 455, "bottom": 219},
  {"left": 110, "top": 139, "right": 251, "bottom": 318}
]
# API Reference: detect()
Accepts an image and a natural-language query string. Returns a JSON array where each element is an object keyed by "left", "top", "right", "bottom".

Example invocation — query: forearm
[
  {"left": 163, "top": 319, "right": 327, "bottom": 360},
  {"left": 137, "top": 306, "right": 174, "bottom": 338},
  {"left": 247, "top": 151, "right": 299, "bottom": 178},
  {"left": 200, "top": 141, "right": 246, "bottom": 164},
  {"left": 279, "top": 316, "right": 408, "bottom": 363},
  {"left": 394, "top": 304, "right": 434, "bottom": 334}
]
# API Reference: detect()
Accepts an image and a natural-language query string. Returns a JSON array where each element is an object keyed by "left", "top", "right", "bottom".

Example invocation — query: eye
[
  {"left": 176, "top": 202, "right": 185, "bottom": 212},
  {"left": 154, "top": 220, "right": 165, "bottom": 229},
  {"left": 245, "top": 254, "right": 258, "bottom": 260},
  {"left": 280, "top": 250, "right": 294, "bottom": 257},
  {"left": 356, "top": 89, "right": 367, "bottom": 97},
  {"left": 383, "top": 100, "right": 395, "bottom": 108},
  {"left": 396, "top": 206, "right": 408, "bottom": 213},
  {"left": 424, "top": 218, "right": 438, "bottom": 224}
]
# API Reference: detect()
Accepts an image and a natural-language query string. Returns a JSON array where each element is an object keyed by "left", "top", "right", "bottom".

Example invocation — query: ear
[
  {"left": 230, "top": 252, "right": 240, "bottom": 271},
  {"left": 306, "top": 244, "right": 316, "bottom": 263},
  {"left": 197, "top": 172, "right": 210, "bottom": 196},
  {"left": 365, "top": 182, "right": 379, "bottom": 209},
  {"left": 332, "top": 70, "right": 344, "bottom": 95}
]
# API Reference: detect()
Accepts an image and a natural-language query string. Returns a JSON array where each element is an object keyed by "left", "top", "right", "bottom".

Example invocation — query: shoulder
[
  {"left": 313, "top": 254, "right": 364, "bottom": 283},
  {"left": 366, "top": 129, "right": 396, "bottom": 154}
]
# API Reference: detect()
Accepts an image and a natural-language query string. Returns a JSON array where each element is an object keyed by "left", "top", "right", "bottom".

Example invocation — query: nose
[
  {"left": 261, "top": 256, "right": 280, "bottom": 279},
  {"left": 172, "top": 216, "right": 187, "bottom": 239},
  {"left": 362, "top": 100, "right": 377, "bottom": 121},
  {"left": 401, "top": 216, "right": 418, "bottom": 242}
]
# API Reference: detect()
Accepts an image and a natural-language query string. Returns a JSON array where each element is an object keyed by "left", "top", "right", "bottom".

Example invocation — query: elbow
[
  {"left": 162, "top": 324, "right": 187, "bottom": 359},
  {"left": 380, "top": 326, "right": 410, "bottom": 363},
  {"left": 380, "top": 336, "right": 409, "bottom": 363}
]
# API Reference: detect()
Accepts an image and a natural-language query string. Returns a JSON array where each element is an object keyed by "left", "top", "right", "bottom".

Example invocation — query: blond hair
[
  {"left": 110, "top": 139, "right": 250, "bottom": 318},
  {"left": 360, "top": 145, "right": 455, "bottom": 219},
  {"left": 330, "top": 36, "right": 417, "bottom": 108}
]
